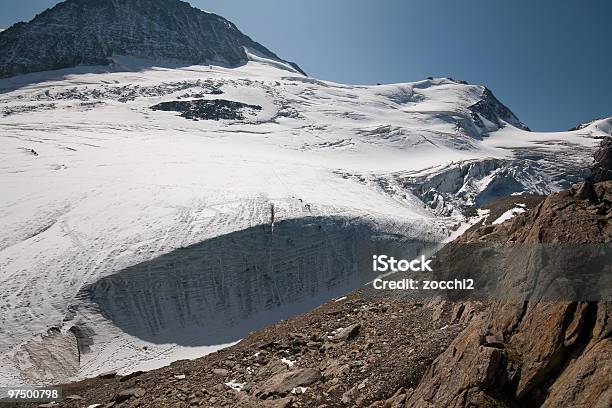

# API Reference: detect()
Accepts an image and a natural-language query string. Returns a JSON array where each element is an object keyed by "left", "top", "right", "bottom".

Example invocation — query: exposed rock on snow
[
  {"left": 588, "top": 136, "right": 612, "bottom": 183},
  {"left": 467, "top": 86, "right": 530, "bottom": 132},
  {"left": 150, "top": 98, "right": 262, "bottom": 121}
]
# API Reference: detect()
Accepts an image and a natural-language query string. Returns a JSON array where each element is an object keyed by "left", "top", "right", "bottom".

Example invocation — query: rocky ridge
[
  {"left": 405, "top": 180, "right": 612, "bottom": 407},
  {"left": 589, "top": 137, "right": 612, "bottom": 183}
]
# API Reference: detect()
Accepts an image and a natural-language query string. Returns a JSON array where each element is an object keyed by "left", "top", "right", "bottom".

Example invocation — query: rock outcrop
[
  {"left": 405, "top": 181, "right": 612, "bottom": 408},
  {"left": 254, "top": 368, "right": 321, "bottom": 398},
  {"left": 588, "top": 137, "right": 612, "bottom": 183},
  {"left": 468, "top": 87, "right": 530, "bottom": 131},
  {"left": 150, "top": 98, "right": 263, "bottom": 121}
]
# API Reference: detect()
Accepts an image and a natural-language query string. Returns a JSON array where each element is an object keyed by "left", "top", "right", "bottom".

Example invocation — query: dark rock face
[
  {"left": 568, "top": 118, "right": 600, "bottom": 131},
  {"left": 0, "top": 0, "right": 305, "bottom": 78},
  {"left": 468, "top": 87, "right": 530, "bottom": 131},
  {"left": 588, "top": 137, "right": 612, "bottom": 183},
  {"left": 150, "top": 98, "right": 262, "bottom": 120},
  {"left": 406, "top": 181, "right": 612, "bottom": 408}
]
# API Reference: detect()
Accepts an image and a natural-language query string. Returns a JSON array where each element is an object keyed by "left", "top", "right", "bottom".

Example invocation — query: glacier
[{"left": 0, "top": 55, "right": 610, "bottom": 385}]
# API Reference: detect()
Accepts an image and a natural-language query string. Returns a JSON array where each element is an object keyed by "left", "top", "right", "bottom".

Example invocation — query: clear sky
[{"left": 1, "top": 0, "right": 610, "bottom": 131}]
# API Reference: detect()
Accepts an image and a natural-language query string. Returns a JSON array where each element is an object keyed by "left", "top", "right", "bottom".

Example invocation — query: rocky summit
[{"left": 0, "top": 0, "right": 304, "bottom": 78}]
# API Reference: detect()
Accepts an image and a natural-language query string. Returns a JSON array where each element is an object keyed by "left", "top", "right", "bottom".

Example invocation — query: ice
[{"left": 0, "top": 57, "right": 608, "bottom": 386}]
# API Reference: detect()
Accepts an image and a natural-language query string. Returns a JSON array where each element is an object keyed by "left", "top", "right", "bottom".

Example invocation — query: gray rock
[
  {"left": 257, "top": 359, "right": 289, "bottom": 379},
  {"left": 333, "top": 323, "right": 361, "bottom": 342},
  {"left": 588, "top": 137, "right": 612, "bottom": 183},
  {"left": 256, "top": 368, "right": 321, "bottom": 397},
  {"left": 467, "top": 87, "right": 529, "bottom": 131},
  {"left": 212, "top": 368, "right": 229, "bottom": 376}
]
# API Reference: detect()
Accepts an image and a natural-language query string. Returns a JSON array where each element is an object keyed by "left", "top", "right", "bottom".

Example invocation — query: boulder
[
  {"left": 332, "top": 323, "right": 361, "bottom": 342},
  {"left": 256, "top": 368, "right": 321, "bottom": 397}
]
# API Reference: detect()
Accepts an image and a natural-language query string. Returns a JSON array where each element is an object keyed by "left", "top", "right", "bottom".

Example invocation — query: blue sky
[{"left": 1, "top": 0, "right": 610, "bottom": 131}]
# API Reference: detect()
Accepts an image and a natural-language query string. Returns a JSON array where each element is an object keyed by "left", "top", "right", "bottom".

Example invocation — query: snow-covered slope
[{"left": 0, "top": 57, "right": 608, "bottom": 385}]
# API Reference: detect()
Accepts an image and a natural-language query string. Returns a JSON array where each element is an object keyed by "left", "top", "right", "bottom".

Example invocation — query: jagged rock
[
  {"left": 405, "top": 181, "right": 612, "bottom": 407},
  {"left": 575, "top": 181, "right": 598, "bottom": 201},
  {"left": 255, "top": 368, "right": 321, "bottom": 398},
  {"left": 450, "top": 303, "right": 465, "bottom": 322},
  {"left": 405, "top": 324, "right": 508, "bottom": 407},
  {"left": 467, "top": 87, "right": 530, "bottom": 131},
  {"left": 444, "top": 182, "right": 612, "bottom": 302},
  {"left": 588, "top": 137, "right": 612, "bottom": 183},
  {"left": 428, "top": 300, "right": 445, "bottom": 322},
  {"left": 483, "top": 334, "right": 504, "bottom": 349},
  {"left": 507, "top": 302, "right": 584, "bottom": 398},
  {"left": 540, "top": 338, "right": 611, "bottom": 408}
]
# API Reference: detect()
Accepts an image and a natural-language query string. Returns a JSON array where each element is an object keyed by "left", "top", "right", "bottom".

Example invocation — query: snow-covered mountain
[
  {"left": 0, "top": 0, "right": 304, "bottom": 78},
  {"left": 1, "top": 0, "right": 611, "bottom": 387}
]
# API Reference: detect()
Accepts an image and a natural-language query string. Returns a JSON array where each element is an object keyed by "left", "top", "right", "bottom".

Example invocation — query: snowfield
[{"left": 0, "top": 56, "right": 609, "bottom": 385}]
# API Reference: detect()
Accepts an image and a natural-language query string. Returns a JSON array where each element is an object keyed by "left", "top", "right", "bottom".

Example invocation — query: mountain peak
[{"left": 0, "top": 0, "right": 305, "bottom": 78}]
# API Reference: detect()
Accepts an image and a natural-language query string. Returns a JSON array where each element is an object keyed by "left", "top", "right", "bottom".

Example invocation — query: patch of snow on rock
[{"left": 492, "top": 207, "right": 527, "bottom": 225}]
